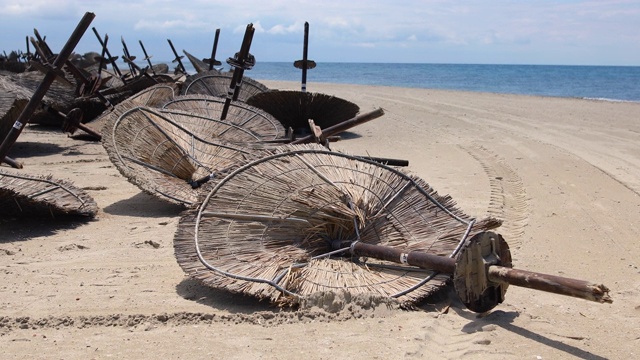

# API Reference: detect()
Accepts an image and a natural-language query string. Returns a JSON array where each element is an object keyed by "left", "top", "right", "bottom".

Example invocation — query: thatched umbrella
[
  {"left": 174, "top": 146, "right": 501, "bottom": 306},
  {"left": 181, "top": 70, "right": 268, "bottom": 102},
  {"left": 80, "top": 82, "right": 180, "bottom": 139},
  {"left": 101, "top": 105, "right": 269, "bottom": 206},
  {"left": 246, "top": 90, "right": 360, "bottom": 133},
  {"left": 0, "top": 168, "right": 98, "bottom": 217},
  {"left": 162, "top": 94, "right": 286, "bottom": 141}
]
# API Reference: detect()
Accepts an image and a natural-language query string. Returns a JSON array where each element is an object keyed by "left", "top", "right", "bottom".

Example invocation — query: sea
[{"left": 178, "top": 62, "right": 640, "bottom": 103}]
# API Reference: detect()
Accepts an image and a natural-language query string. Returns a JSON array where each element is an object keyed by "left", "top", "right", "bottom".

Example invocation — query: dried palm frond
[
  {"left": 181, "top": 70, "right": 268, "bottom": 102},
  {"left": 174, "top": 145, "right": 501, "bottom": 306},
  {"left": 101, "top": 105, "right": 267, "bottom": 206},
  {"left": 246, "top": 90, "right": 360, "bottom": 132},
  {"left": 0, "top": 168, "right": 98, "bottom": 217},
  {"left": 163, "top": 94, "right": 286, "bottom": 140}
]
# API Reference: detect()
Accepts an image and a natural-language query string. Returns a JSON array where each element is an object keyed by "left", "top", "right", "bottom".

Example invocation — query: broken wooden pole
[{"left": 291, "top": 108, "right": 385, "bottom": 144}]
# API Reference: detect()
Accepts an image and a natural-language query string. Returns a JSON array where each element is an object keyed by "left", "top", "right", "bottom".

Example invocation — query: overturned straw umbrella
[
  {"left": 0, "top": 168, "right": 98, "bottom": 218},
  {"left": 246, "top": 90, "right": 360, "bottom": 132},
  {"left": 163, "top": 94, "right": 286, "bottom": 141},
  {"left": 174, "top": 145, "right": 502, "bottom": 306},
  {"left": 175, "top": 146, "right": 612, "bottom": 310},
  {"left": 181, "top": 70, "right": 268, "bottom": 102},
  {"left": 101, "top": 105, "right": 270, "bottom": 206},
  {"left": 80, "top": 82, "right": 180, "bottom": 138}
]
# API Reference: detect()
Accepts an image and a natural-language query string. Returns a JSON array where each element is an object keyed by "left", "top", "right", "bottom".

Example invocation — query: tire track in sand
[{"left": 461, "top": 144, "right": 529, "bottom": 250}]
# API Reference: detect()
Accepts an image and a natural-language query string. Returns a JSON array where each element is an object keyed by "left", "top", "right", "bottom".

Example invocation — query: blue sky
[{"left": 1, "top": 0, "right": 639, "bottom": 66}]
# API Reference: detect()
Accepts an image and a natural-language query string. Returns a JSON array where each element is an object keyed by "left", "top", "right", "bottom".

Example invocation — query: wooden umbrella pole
[
  {"left": 0, "top": 12, "right": 95, "bottom": 165},
  {"left": 205, "top": 29, "right": 221, "bottom": 71},
  {"left": 301, "top": 22, "right": 310, "bottom": 92},
  {"left": 220, "top": 24, "right": 255, "bottom": 120},
  {"left": 290, "top": 108, "right": 385, "bottom": 144},
  {"left": 92, "top": 27, "right": 126, "bottom": 82},
  {"left": 138, "top": 40, "right": 156, "bottom": 75},
  {"left": 332, "top": 231, "right": 612, "bottom": 311}
]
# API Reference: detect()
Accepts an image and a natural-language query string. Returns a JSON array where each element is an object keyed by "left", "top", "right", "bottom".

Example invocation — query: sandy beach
[{"left": 1, "top": 80, "right": 639, "bottom": 359}]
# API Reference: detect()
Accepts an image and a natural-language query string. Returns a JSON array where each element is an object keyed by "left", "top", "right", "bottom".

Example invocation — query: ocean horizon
[{"left": 173, "top": 61, "right": 640, "bottom": 103}]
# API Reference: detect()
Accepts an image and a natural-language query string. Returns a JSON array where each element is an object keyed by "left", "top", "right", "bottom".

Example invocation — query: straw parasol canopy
[
  {"left": 163, "top": 94, "right": 286, "bottom": 141},
  {"left": 181, "top": 70, "right": 269, "bottom": 102},
  {"left": 174, "top": 145, "right": 501, "bottom": 306},
  {"left": 81, "top": 82, "right": 180, "bottom": 138},
  {"left": 101, "top": 105, "right": 266, "bottom": 206},
  {"left": 0, "top": 168, "right": 98, "bottom": 218},
  {"left": 246, "top": 90, "right": 360, "bottom": 132}
]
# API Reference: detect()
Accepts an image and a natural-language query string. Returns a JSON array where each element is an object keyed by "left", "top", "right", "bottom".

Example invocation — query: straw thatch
[
  {"left": 174, "top": 145, "right": 501, "bottom": 306},
  {"left": 246, "top": 90, "right": 360, "bottom": 132},
  {"left": 81, "top": 82, "right": 180, "bottom": 139},
  {"left": 101, "top": 105, "right": 265, "bottom": 206},
  {"left": 163, "top": 94, "right": 286, "bottom": 141},
  {"left": 0, "top": 78, "right": 29, "bottom": 144},
  {"left": 0, "top": 168, "right": 98, "bottom": 217},
  {"left": 181, "top": 70, "right": 268, "bottom": 102}
]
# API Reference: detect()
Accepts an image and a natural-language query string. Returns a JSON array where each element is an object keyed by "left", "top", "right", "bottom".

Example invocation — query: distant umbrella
[
  {"left": 0, "top": 168, "right": 98, "bottom": 218},
  {"left": 163, "top": 94, "right": 286, "bottom": 141},
  {"left": 181, "top": 70, "right": 268, "bottom": 102},
  {"left": 246, "top": 90, "right": 360, "bottom": 133},
  {"left": 174, "top": 146, "right": 501, "bottom": 306}
]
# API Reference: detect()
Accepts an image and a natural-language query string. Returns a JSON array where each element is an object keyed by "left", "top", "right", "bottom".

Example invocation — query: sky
[{"left": 0, "top": 0, "right": 639, "bottom": 66}]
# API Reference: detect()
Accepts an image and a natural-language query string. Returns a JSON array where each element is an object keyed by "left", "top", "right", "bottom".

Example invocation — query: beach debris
[
  {"left": 0, "top": 167, "right": 98, "bottom": 218},
  {"left": 0, "top": 11, "right": 96, "bottom": 167},
  {"left": 174, "top": 147, "right": 612, "bottom": 310}
]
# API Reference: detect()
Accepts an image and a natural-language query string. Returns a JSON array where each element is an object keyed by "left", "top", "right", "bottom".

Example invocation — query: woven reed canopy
[
  {"left": 246, "top": 90, "right": 360, "bottom": 132},
  {"left": 101, "top": 106, "right": 264, "bottom": 206},
  {"left": 0, "top": 168, "right": 98, "bottom": 217},
  {"left": 163, "top": 94, "right": 286, "bottom": 141},
  {"left": 181, "top": 70, "right": 268, "bottom": 102},
  {"left": 82, "top": 82, "right": 180, "bottom": 138},
  {"left": 174, "top": 146, "right": 501, "bottom": 306}
]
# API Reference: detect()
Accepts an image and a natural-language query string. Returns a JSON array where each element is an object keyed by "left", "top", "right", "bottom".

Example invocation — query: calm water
[{"left": 179, "top": 62, "right": 640, "bottom": 102}]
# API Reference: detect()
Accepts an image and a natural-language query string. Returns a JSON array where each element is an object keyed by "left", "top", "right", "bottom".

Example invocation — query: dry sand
[{"left": 1, "top": 80, "right": 639, "bottom": 359}]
